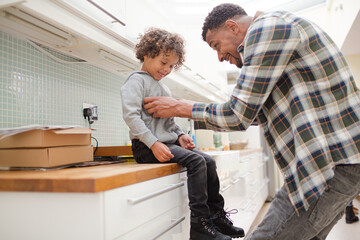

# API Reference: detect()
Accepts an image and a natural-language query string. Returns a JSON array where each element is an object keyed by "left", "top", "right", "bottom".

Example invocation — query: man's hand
[
  {"left": 179, "top": 134, "right": 196, "bottom": 150},
  {"left": 144, "top": 96, "right": 195, "bottom": 119},
  {"left": 150, "top": 141, "right": 174, "bottom": 162}
]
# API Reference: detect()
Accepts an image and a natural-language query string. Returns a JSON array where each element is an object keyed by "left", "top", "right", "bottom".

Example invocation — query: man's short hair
[{"left": 202, "top": 3, "right": 247, "bottom": 41}]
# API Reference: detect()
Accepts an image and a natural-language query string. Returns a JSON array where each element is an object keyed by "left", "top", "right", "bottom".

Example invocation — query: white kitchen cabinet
[
  {"left": 0, "top": 150, "right": 267, "bottom": 239},
  {"left": 204, "top": 149, "right": 269, "bottom": 235},
  {"left": 0, "top": 0, "right": 139, "bottom": 75},
  {"left": 0, "top": 173, "right": 187, "bottom": 240},
  {"left": 53, "top": 0, "right": 127, "bottom": 39},
  {"left": 0, "top": 191, "right": 104, "bottom": 240},
  {"left": 104, "top": 173, "right": 186, "bottom": 240},
  {"left": 177, "top": 149, "right": 268, "bottom": 238},
  {"left": 0, "top": 0, "right": 228, "bottom": 103}
]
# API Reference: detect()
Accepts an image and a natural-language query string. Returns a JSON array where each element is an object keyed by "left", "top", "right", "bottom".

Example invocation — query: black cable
[{"left": 91, "top": 136, "right": 98, "bottom": 154}]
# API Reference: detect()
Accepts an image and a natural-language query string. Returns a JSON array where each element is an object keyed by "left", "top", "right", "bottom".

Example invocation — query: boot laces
[
  {"left": 201, "top": 216, "right": 218, "bottom": 235},
  {"left": 220, "top": 209, "right": 238, "bottom": 224}
]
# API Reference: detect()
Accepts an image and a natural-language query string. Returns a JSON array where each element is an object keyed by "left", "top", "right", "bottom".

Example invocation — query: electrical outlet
[{"left": 83, "top": 103, "right": 98, "bottom": 123}]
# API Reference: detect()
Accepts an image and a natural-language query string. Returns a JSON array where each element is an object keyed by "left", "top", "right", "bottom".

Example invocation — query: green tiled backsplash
[{"left": 0, "top": 31, "right": 188, "bottom": 146}]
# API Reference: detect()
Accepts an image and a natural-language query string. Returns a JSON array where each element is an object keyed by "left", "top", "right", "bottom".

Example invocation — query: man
[{"left": 144, "top": 3, "right": 360, "bottom": 240}]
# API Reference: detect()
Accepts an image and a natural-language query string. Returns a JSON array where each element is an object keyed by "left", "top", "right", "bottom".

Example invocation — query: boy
[{"left": 121, "top": 28, "right": 244, "bottom": 240}]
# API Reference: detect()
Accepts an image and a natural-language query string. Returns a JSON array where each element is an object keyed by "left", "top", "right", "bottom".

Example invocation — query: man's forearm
[{"left": 176, "top": 99, "right": 195, "bottom": 119}]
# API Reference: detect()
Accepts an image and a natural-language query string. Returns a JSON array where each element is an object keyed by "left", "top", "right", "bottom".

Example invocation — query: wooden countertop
[
  {"left": 0, "top": 147, "right": 262, "bottom": 193},
  {"left": 0, "top": 162, "right": 184, "bottom": 193}
]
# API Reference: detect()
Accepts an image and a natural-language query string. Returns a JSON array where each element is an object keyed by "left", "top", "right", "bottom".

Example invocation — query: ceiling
[
  {"left": 148, "top": 0, "right": 327, "bottom": 26},
  {"left": 145, "top": 0, "right": 360, "bottom": 85},
  {"left": 146, "top": 0, "right": 328, "bottom": 76}
]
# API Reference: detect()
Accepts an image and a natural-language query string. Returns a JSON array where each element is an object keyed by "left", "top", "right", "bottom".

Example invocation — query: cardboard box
[
  {"left": 0, "top": 128, "right": 91, "bottom": 149},
  {"left": 0, "top": 145, "right": 93, "bottom": 167}
]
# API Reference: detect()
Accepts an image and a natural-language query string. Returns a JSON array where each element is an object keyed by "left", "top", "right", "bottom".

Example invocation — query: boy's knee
[
  {"left": 188, "top": 156, "right": 206, "bottom": 170},
  {"left": 206, "top": 157, "right": 217, "bottom": 170}
]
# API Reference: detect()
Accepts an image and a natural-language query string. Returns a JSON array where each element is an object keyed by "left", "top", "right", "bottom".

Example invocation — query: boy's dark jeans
[{"left": 131, "top": 139, "right": 225, "bottom": 217}]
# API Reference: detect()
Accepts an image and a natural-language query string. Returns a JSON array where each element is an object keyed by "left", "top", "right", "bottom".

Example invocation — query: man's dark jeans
[{"left": 132, "top": 139, "right": 225, "bottom": 217}]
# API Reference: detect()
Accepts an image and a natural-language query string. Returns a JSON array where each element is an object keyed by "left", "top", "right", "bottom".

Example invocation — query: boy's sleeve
[
  {"left": 121, "top": 76, "right": 158, "bottom": 148},
  {"left": 174, "top": 123, "right": 185, "bottom": 137}
]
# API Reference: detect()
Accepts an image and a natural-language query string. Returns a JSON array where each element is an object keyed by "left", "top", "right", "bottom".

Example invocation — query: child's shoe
[
  {"left": 212, "top": 209, "right": 245, "bottom": 238},
  {"left": 190, "top": 215, "right": 231, "bottom": 240}
]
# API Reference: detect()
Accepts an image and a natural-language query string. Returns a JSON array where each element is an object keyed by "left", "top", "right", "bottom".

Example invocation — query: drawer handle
[
  {"left": 251, "top": 189, "right": 260, "bottom": 199},
  {"left": 240, "top": 157, "right": 250, "bottom": 163},
  {"left": 148, "top": 216, "right": 185, "bottom": 240},
  {"left": 87, "top": 0, "right": 126, "bottom": 26},
  {"left": 240, "top": 172, "right": 250, "bottom": 178},
  {"left": 220, "top": 184, "right": 232, "bottom": 192},
  {"left": 240, "top": 199, "right": 251, "bottom": 210},
  {"left": 249, "top": 203, "right": 259, "bottom": 212},
  {"left": 232, "top": 178, "right": 240, "bottom": 184},
  {"left": 249, "top": 180, "right": 258, "bottom": 186},
  {"left": 128, "top": 182, "right": 184, "bottom": 205}
]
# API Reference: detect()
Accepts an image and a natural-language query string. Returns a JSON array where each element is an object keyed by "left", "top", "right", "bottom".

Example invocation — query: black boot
[
  {"left": 212, "top": 209, "right": 245, "bottom": 238},
  {"left": 190, "top": 215, "right": 232, "bottom": 240},
  {"left": 346, "top": 205, "right": 359, "bottom": 224}
]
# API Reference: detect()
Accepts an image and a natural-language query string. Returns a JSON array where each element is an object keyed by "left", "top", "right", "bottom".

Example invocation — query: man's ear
[{"left": 224, "top": 20, "right": 239, "bottom": 34}]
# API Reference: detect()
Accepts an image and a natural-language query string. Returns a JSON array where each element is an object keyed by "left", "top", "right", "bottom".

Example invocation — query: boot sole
[
  {"left": 190, "top": 231, "right": 231, "bottom": 240},
  {"left": 228, "top": 233, "right": 245, "bottom": 238}
]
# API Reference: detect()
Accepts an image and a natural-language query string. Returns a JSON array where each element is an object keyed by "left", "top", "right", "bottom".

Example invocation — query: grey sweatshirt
[{"left": 121, "top": 71, "right": 184, "bottom": 148}]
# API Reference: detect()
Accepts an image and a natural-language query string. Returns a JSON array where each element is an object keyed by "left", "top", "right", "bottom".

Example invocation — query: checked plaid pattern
[{"left": 192, "top": 11, "right": 360, "bottom": 214}]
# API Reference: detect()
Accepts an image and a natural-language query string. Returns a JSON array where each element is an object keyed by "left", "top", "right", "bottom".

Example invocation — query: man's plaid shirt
[{"left": 193, "top": 11, "right": 360, "bottom": 214}]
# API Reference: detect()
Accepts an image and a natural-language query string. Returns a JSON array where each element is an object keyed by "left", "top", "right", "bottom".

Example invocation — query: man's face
[{"left": 205, "top": 23, "right": 244, "bottom": 68}]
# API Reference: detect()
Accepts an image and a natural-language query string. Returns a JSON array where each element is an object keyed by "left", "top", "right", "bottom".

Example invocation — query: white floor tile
[{"left": 326, "top": 198, "right": 360, "bottom": 240}]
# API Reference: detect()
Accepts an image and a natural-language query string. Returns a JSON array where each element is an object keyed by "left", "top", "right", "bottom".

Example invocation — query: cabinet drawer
[
  {"left": 245, "top": 179, "right": 269, "bottom": 213},
  {"left": 115, "top": 207, "right": 185, "bottom": 240},
  {"left": 104, "top": 174, "right": 185, "bottom": 240},
  {"left": 205, "top": 151, "right": 240, "bottom": 182}
]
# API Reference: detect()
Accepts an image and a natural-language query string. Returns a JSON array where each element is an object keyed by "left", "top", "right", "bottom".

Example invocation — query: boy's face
[{"left": 142, "top": 51, "right": 179, "bottom": 81}]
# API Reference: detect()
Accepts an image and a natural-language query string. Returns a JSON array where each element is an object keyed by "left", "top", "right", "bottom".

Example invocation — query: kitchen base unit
[
  {"left": 0, "top": 173, "right": 187, "bottom": 240},
  {"left": 0, "top": 149, "right": 268, "bottom": 240},
  {"left": 0, "top": 163, "right": 188, "bottom": 240},
  {"left": 203, "top": 149, "right": 270, "bottom": 235}
]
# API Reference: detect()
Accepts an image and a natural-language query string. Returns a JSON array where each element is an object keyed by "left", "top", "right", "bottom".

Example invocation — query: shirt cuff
[
  {"left": 175, "top": 129, "right": 184, "bottom": 136},
  {"left": 140, "top": 132, "right": 158, "bottom": 149},
  {"left": 192, "top": 103, "right": 207, "bottom": 129}
]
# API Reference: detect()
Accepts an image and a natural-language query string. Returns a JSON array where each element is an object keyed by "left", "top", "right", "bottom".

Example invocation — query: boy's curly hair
[
  {"left": 135, "top": 28, "right": 185, "bottom": 70},
  {"left": 202, "top": 3, "right": 247, "bottom": 41}
]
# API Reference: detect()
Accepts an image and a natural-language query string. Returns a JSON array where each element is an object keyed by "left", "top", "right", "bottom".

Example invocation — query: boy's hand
[
  {"left": 179, "top": 134, "right": 196, "bottom": 150},
  {"left": 150, "top": 141, "right": 174, "bottom": 162}
]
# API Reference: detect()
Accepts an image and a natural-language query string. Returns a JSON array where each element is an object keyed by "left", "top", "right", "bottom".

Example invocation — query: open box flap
[{"left": 52, "top": 128, "right": 93, "bottom": 135}]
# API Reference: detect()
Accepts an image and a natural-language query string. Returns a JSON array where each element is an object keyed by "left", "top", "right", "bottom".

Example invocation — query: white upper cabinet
[
  {"left": 0, "top": 0, "right": 228, "bottom": 102},
  {"left": 53, "top": 0, "right": 127, "bottom": 41},
  {"left": 0, "top": 0, "right": 139, "bottom": 74}
]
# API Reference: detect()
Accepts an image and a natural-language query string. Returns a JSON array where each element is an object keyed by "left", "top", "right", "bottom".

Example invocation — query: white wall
[
  {"left": 228, "top": 126, "right": 262, "bottom": 149},
  {"left": 345, "top": 54, "right": 360, "bottom": 88},
  {"left": 298, "top": 0, "right": 360, "bottom": 49},
  {"left": 297, "top": 1, "right": 360, "bottom": 89},
  {"left": 175, "top": 25, "right": 229, "bottom": 95},
  {"left": 124, "top": 0, "right": 229, "bottom": 98}
]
